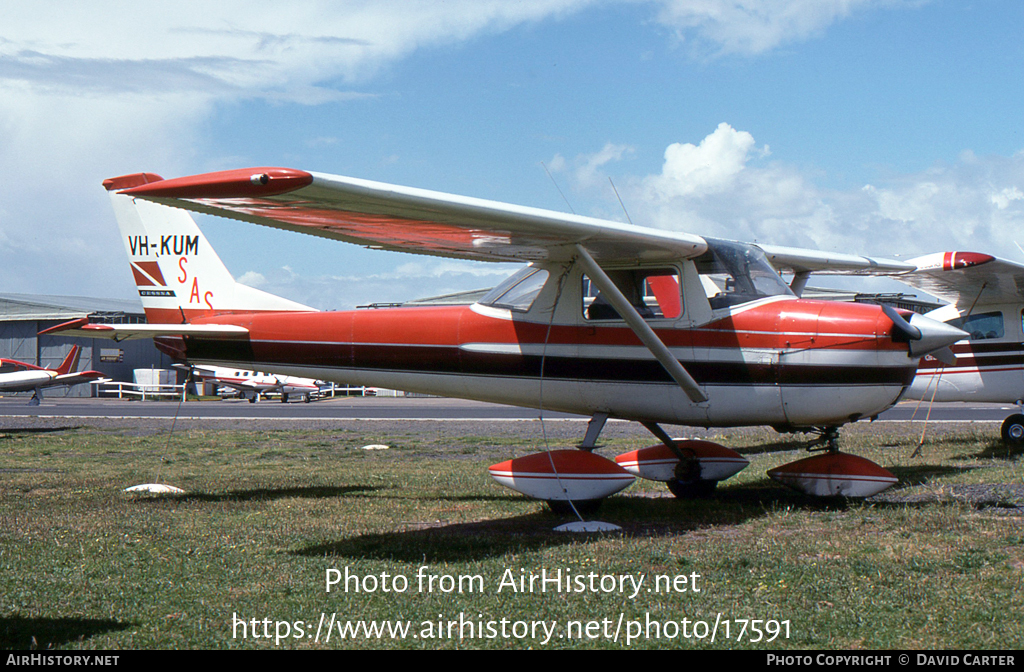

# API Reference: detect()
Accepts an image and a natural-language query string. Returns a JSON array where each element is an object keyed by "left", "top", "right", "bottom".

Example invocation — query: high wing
[
  {"left": 112, "top": 167, "right": 915, "bottom": 273},
  {"left": 756, "top": 243, "right": 914, "bottom": 275},
  {"left": 112, "top": 168, "right": 705, "bottom": 263},
  {"left": 895, "top": 252, "right": 1024, "bottom": 308}
]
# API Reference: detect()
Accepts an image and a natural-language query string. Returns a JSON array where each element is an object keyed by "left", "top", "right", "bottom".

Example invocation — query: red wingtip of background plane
[
  {"left": 114, "top": 167, "right": 314, "bottom": 199},
  {"left": 943, "top": 252, "right": 995, "bottom": 270}
]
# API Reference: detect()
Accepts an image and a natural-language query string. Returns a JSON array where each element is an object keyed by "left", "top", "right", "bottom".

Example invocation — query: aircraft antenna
[
  {"left": 609, "top": 177, "right": 633, "bottom": 225},
  {"left": 541, "top": 162, "right": 575, "bottom": 214}
]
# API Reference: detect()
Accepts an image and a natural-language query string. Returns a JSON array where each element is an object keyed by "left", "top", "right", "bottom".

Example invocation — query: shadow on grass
[
  {"left": 0, "top": 614, "right": 131, "bottom": 650},
  {"left": 0, "top": 426, "right": 82, "bottom": 438},
  {"left": 729, "top": 439, "right": 809, "bottom": 456},
  {"left": 966, "top": 440, "right": 1023, "bottom": 461},
  {"left": 295, "top": 511, "right": 587, "bottom": 562},
  {"left": 293, "top": 481, "right": 847, "bottom": 562},
  {"left": 887, "top": 464, "right": 978, "bottom": 487},
  {"left": 176, "top": 485, "right": 381, "bottom": 503}
]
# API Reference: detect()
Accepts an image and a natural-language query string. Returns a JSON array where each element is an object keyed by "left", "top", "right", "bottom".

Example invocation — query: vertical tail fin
[
  {"left": 55, "top": 346, "right": 82, "bottom": 376},
  {"left": 104, "top": 174, "right": 316, "bottom": 324}
]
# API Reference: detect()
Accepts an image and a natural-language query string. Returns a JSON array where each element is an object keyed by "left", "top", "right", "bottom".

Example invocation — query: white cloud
[
  {"left": 652, "top": 0, "right": 919, "bottom": 57},
  {"left": 236, "top": 270, "right": 268, "bottom": 288},
  {"left": 0, "top": 0, "right": 930, "bottom": 301},
  {"left": 566, "top": 124, "right": 1024, "bottom": 267},
  {"left": 0, "top": 1, "right": 599, "bottom": 101},
  {"left": 0, "top": 1, "right": 597, "bottom": 298},
  {"left": 644, "top": 122, "right": 758, "bottom": 199},
  {"left": 575, "top": 143, "right": 635, "bottom": 187},
  {"left": 992, "top": 187, "right": 1024, "bottom": 210}
]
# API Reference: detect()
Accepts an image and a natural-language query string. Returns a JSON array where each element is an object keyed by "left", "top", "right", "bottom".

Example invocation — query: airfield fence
[{"left": 94, "top": 380, "right": 188, "bottom": 401}]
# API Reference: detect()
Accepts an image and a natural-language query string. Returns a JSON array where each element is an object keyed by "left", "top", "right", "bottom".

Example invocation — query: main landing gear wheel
[
  {"left": 667, "top": 479, "right": 718, "bottom": 498},
  {"left": 665, "top": 452, "right": 717, "bottom": 498},
  {"left": 1001, "top": 414, "right": 1024, "bottom": 446},
  {"left": 546, "top": 499, "right": 603, "bottom": 515}
]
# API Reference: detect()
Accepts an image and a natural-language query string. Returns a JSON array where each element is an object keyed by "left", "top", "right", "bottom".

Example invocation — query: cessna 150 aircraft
[
  {"left": 0, "top": 345, "right": 103, "bottom": 405},
  {"left": 879, "top": 251, "right": 1024, "bottom": 445},
  {"left": 44, "top": 168, "right": 967, "bottom": 506}
]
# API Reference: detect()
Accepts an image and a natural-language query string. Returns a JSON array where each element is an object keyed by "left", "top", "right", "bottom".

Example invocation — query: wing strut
[{"left": 574, "top": 244, "right": 708, "bottom": 403}]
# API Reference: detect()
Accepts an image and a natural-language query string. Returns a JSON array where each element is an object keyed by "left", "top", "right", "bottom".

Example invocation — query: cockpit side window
[
  {"left": 694, "top": 239, "right": 793, "bottom": 310},
  {"left": 582, "top": 268, "right": 682, "bottom": 321},
  {"left": 950, "top": 311, "right": 1004, "bottom": 340}
]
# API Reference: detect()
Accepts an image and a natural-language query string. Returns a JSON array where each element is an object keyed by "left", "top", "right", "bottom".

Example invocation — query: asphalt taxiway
[{"left": 0, "top": 395, "right": 1015, "bottom": 424}]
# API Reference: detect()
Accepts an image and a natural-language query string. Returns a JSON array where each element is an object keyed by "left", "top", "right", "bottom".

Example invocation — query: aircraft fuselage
[{"left": 168, "top": 296, "right": 917, "bottom": 430}]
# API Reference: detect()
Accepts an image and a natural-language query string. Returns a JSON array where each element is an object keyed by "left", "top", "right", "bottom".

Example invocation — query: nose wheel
[
  {"left": 806, "top": 426, "right": 841, "bottom": 453},
  {"left": 768, "top": 426, "right": 898, "bottom": 497}
]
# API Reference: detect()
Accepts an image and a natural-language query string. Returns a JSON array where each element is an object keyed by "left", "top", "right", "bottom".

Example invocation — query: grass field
[{"left": 1, "top": 420, "right": 1022, "bottom": 650}]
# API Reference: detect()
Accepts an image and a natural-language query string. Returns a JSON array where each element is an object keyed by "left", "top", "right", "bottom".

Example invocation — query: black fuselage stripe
[{"left": 182, "top": 338, "right": 916, "bottom": 387}]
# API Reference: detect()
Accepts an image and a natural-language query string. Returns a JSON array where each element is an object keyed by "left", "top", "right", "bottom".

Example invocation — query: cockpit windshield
[
  {"left": 478, "top": 266, "right": 550, "bottom": 312},
  {"left": 694, "top": 239, "right": 793, "bottom": 309}
]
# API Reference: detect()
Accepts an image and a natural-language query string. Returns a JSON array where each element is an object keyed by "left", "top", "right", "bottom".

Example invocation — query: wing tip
[
  {"left": 115, "top": 167, "right": 313, "bottom": 199},
  {"left": 909, "top": 251, "right": 996, "bottom": 271},
  {"left": 103, "top": 173, "right": 165, "bottom": 192}
]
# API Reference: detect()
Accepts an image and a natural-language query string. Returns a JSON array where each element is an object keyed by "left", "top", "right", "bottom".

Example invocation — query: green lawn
[{"left": 1, "top": 423, "right": 1021, "bottom": 649}]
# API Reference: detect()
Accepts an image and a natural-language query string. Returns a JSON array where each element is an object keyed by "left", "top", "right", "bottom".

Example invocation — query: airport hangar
[{"left": 0, "top": 293, "right": 175, "bottom": 398}]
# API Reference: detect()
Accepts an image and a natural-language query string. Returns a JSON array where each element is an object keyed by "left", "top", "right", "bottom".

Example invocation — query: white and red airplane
[
  {"left": 184, "top": 363, "right": 321, "bottom": 403},
  {"left": 44, "top": 167, "right": 968, "bottom": 506},
  {"left": 874, "top": 251, "right": 1024, "bottom": 445},
  {"left": 0, "top": 345, "right": 104, "bottom": 405}
]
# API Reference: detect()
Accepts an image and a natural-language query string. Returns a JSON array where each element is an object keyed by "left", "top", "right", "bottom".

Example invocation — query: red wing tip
[
  {"left": 103, "top": 173, "right": 165, "bottom": 191},
  {"left": 117, "top": 167, "right": 314, "bottom": 199},
  {"left": 943, "top": 252, "right": 995, "bottom": 270}
]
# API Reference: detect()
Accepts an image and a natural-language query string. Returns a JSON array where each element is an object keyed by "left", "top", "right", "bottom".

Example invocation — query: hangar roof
[{"left": 0, "top": 293, "right": 144, "bottom": 323}]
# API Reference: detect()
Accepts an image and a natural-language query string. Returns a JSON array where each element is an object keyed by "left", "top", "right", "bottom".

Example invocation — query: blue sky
[{"left": 2, "top": 0, "right": 1023, "bottom": 309}]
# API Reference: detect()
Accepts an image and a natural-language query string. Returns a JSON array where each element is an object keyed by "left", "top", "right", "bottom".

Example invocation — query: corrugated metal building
[{"left": 0, "top": 293, "right": 175, "bottom": 397}]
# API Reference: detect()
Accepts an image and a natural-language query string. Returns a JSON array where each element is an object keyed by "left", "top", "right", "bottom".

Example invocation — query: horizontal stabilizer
[
  {"left": 39, "top": 318, "right": 249, "bottom": 342},
  {"left": 53, "top": 371, "right": 106, "bottom": 386}
]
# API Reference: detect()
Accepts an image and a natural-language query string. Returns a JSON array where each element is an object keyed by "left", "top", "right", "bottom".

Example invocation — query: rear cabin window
[
  {"left": 949, "top": 311, "right": 1004, "bottom": 340},
  {"left": 582, "top": 268, "right": 682, "bottom": 321}
]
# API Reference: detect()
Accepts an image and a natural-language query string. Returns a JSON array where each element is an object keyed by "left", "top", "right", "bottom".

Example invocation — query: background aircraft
[
  {"left": 0, "top": 345, "right": 103, "bottom": 405},
  {"left": 183, "top": 363, "right": 321, "bottom": 402},
  {"left": 46, "top": 168, "right": 966, "bottom": 507},
  {"left": 883, "top": 251, "right": 1024, "bottom": 445}
]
